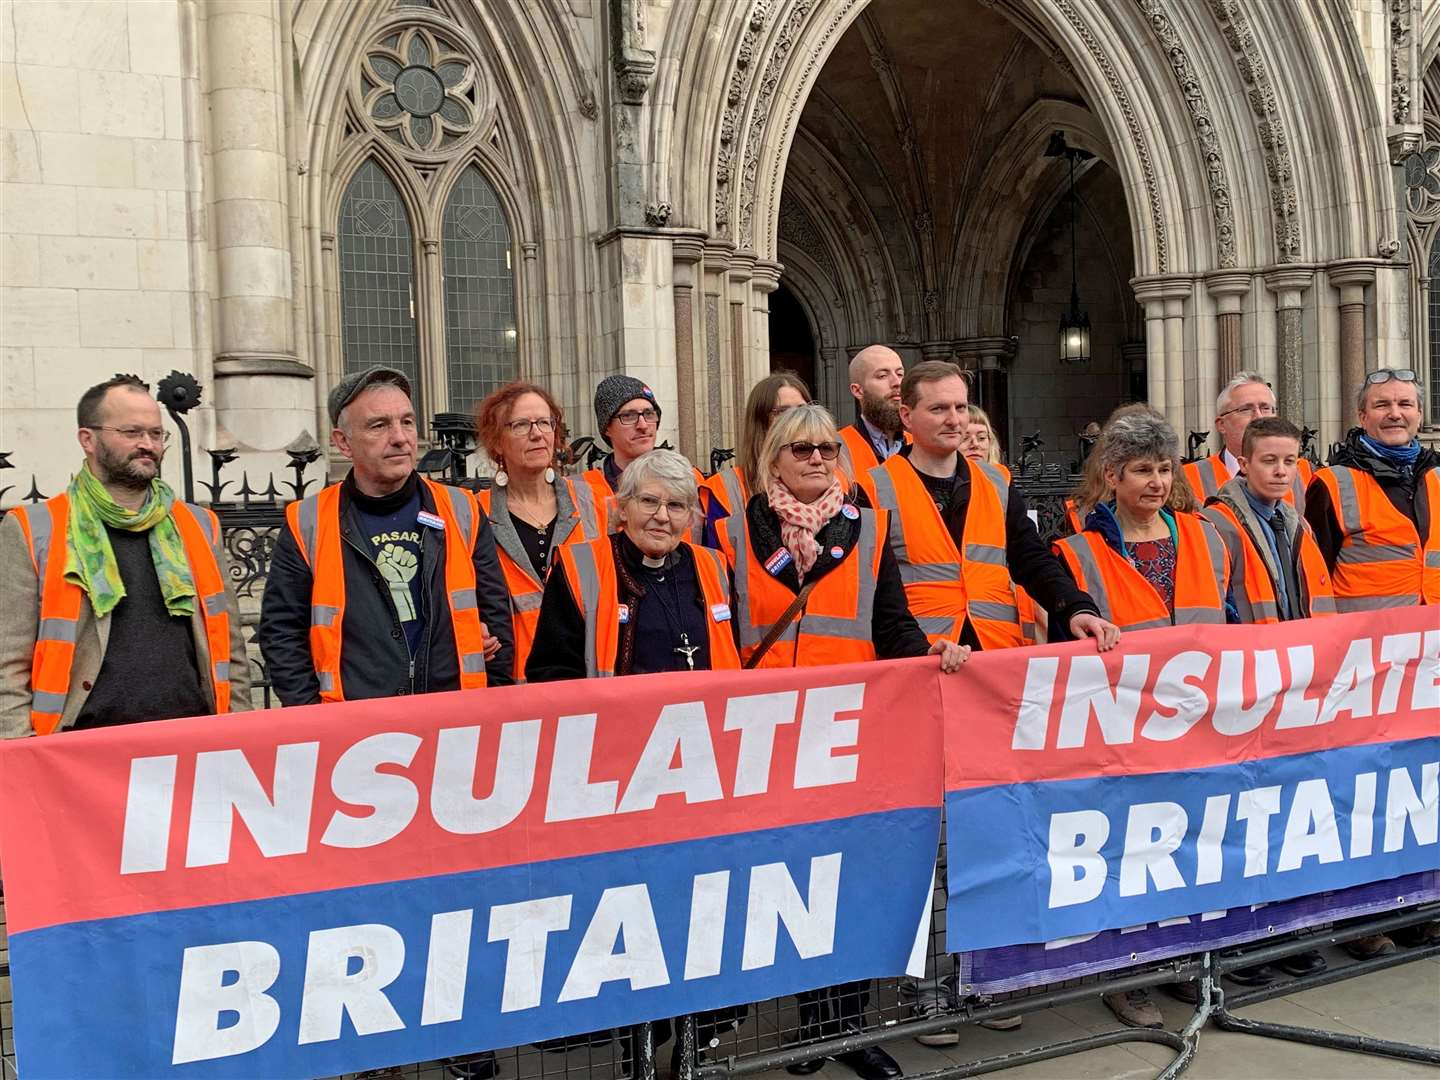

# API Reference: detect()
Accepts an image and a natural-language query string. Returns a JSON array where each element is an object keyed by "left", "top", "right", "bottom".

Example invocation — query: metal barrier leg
[{"left": 1209, "top": 908, "right": 1440, "bottom": 1067}]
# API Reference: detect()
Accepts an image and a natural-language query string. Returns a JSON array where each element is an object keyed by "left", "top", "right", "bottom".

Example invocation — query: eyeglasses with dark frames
[{"left": 505, "top": 417, "right": 556, "bottom": 436}]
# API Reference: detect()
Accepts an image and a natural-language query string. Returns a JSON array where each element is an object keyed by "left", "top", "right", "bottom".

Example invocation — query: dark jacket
[
  {"left": 527, "top": 533, "right": 740, "bottom": 683},
  {"left": 1304, "top": 428, "right": 1440, "bottom": 572},
  {"left": 260, "top": 472, "right": 515, "bottom": 705},
  {"left": 899, "top": 450, "right": 1100, "bottom": 644},
  {"left": 735, "top": 491, "right": 932, "bottom": 660}
]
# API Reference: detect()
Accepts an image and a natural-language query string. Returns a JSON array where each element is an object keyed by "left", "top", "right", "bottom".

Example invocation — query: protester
[
  {"left": 960, "top": 403, "right": 999, "bottom": 465},
  {"left": 857, "top": 362, "right": 1118, "bottom": 653},
  {"left": 1053, "top": 408, "right": 1231, "bottom": 1028},
  {"left": 839, "top": 345, "right": 910, "bottom": 472},
  {"left": 260, "top": 366, "right": 513, "bottom": 705},
  {"left": 716, "top": 402, "right": 964, "bottom": 1080},
  {"left": 472, "top": 381, "right": 602, "bottom": 681},
  {"left": 702, "top": 371, "right": 811, "bottom": 540},
  {"left": 1182, "top": 372, "right": 1312, "bottom": 507},
  {"left": 1304, "top": 367, "right": 1439, "bottom": 956},
  {"left": 527, "top": 449, "right": 738, "bottom": 681},
  {"left": 0, "top": 374, "right": 251, "bottom": 735}
]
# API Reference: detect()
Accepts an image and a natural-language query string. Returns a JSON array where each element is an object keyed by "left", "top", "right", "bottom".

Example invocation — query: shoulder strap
[{"left": 742, "top": 578, "right": 818, "bottom": 670}]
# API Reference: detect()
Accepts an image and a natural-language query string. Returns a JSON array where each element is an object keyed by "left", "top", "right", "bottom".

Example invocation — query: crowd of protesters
[{"left": 0, "top": 350, "right": 1435, "bottom": 1077}]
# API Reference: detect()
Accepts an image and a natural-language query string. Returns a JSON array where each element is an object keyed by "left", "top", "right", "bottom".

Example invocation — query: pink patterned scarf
[{"left": 766, "top": 479, "right": 845, "bottom": 580}]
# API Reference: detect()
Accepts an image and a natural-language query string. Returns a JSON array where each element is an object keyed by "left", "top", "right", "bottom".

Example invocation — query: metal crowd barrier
[{"left": 0, "top": 864, "right": 1434, "bottom": 1080}]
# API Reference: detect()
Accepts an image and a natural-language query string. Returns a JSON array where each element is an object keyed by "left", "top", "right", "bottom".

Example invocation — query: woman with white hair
[{"left": 526, "top": 449, "right": 738, "bottom": 681}]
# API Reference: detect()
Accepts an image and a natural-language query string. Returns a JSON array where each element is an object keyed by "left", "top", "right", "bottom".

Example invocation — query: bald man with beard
[{"left": 839, "top": 345, "right": 911, "bottom": 472}]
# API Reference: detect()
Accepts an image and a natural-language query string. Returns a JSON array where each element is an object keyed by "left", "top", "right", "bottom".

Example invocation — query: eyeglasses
[
  {"left": 784, "top": 441, "right": 841, "bottom": 461},
  {"left": 506, "top": 417, "right": 556, "bottom": 436},
  {"left": 86, "top": 426, "right": 170, "bottom": 444},
  {"left": 1219, "top": 402, "right": 1277, "bottom": 419},
  {"left": 632, "top": 494, "right": 691, "bottom": 518},
  {"left": 614, "top": 408, "right": 659, "bottom": 427},
  {"left": 1364, "top": 369, "right": 1418, "bottom": 386}
]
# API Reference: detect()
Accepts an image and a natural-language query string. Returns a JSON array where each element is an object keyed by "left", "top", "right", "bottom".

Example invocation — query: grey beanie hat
[
  {"left": 593, "top": 374, "right": 660, "bottom": 443},
  {"left": 328, "top": 365, "right": 413, "bottom": 426}
]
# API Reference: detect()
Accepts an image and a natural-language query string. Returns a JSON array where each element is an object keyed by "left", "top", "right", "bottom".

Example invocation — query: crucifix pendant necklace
[
  {"left": 674, "top": 633, "right": 701, "bottom": 670},
  {"left": 645, "top": 560, "right": 700, "bottom": 670}
]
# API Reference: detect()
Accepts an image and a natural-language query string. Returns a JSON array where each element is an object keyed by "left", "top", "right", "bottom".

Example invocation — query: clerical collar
[{"left": 641, "top": 554, "right": 667, "bottom": 569}]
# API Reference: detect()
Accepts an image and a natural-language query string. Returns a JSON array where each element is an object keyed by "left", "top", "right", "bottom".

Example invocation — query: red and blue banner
[
  {"left": 0, "top": 660, "right": 943, "bottom": 1079},
  {"left": 942, "top": 608, "right": 1440, "bottom": 951}
]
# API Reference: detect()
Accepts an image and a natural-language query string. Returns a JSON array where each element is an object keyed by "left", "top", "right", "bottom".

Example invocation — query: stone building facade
[{"left": 3, "top": 0, "right": 1440, "bottom": 498}]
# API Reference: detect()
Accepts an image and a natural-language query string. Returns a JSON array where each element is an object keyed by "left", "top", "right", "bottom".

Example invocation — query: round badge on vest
[
  {"left": 841, "top": 504, "right": 859, "bottom": 520},
  {"left": 830, "top": 546, "right": 845, "bottom": 560}
]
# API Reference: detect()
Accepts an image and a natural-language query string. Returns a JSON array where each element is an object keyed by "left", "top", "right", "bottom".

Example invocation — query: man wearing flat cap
[
  {"left": 579, "top": 374, "right": 703, "bottom": 529},
  {"left": 260, "top": 366, "right": 514, "bottom": 705}
]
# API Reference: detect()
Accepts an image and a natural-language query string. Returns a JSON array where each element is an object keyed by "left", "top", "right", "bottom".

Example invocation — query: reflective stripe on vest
[
  {"left": 1201, "top": 502, "right": 1335, "bottom": 623},
  {"left": 720, "top": 505, "right": 883, "bottom": 666},
  {"left": 287, "top": 479, "right": 487, "bottom": 701},
  {"left": 861, "top": 455, "right": 1023, "bottom": 649},
  {"left": 702, "top": 467, "right": 749, "bottom": 517},
  {"left": 1052, "top": 513, "right": 1228, "bottom": 632},
  {"left": 578, "top": 468, "right": 616, "bottom": 534},
  {"left": 1318, "top": 466, "right": 1440, "bottom": 611},
  {"left": 1183, "top": 455, "right": 1229, "bottom": 501},
  {"left": 18, "top": 494, "right": 232, "bottom": 733}
]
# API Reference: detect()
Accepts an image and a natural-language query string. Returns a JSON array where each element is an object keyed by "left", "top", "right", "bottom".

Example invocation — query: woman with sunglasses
[
  {"left": 701, "top": 371, "right": 813, "bottom": 544},
  {"left": 472, "top": 381, "right": 604, "bottom": 681}
]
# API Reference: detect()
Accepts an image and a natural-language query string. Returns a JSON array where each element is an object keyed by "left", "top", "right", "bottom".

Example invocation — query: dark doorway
[{"left": 768, "top": 282, "right": 818, "bottom": 393}]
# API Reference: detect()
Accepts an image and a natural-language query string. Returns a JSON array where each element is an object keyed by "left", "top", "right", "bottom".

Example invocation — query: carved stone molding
[
  {"left": 1138, "top": 0, "right": 1237, "bottom": 268},
  {"left": 644, "top": 202, "right": 672, "bottom": 227},
  {"left": 610, "top": 0, "right": 656, "bottom": 105},
  {"left": 1392, "top": 0, "right": 1413, "bottom": 125},
  {"left": 1051, "top": 0, "right": 1168, "bottom": 273},
  {"left": 1206, "top": 0, "right": 1301, "bottom": 263},
  {"left": 776, "top": 191, "right": 837, "bottom": 283},
  {"left": 715, "top": 0, "right": 772, "bottom": 237}
]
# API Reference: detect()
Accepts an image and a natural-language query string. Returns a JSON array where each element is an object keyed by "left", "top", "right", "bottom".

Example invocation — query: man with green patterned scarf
[{"left": 0, "top": 375, "right": 251, "bottom": 738}]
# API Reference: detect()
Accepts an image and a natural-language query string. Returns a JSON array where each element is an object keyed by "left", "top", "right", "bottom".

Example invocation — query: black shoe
[
  {"left": 1275, "top": 949, "right": 1327, "bottom": 977},
  {"left": 786, "top": 1057, "right": 827, "bottom": 1076},
  {"left": 1225, "top": 964, "right": 1275, "bottom": 987},
  {"left": 1161, "top": 980, "right": 1199, "bottom": 1005},
  {"left": 833, "top": 1045, "right": 902, "bottom": 1080},
  {"left": 445, "top": 1052, "right": 499, "bottom": 1080},
  {"left": 1392, "top": 921, "right": 1440, "bottom": 948}
]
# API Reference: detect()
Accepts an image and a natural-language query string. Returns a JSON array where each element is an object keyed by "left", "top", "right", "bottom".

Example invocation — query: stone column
[
  {"left": 671, "top": 235, "right": 706, "bottom": 465},
  {"left": 702, "top": 242, "right": 734, "bottom": 450},
  {"left": 1132, "top": 277, "right": 1193, "bottom": 434},
  {"left": 1327, "top": 260, "right": 1378, "bottom": 419},
  {"left": 595, "top": 227, "right": 677, "bottom": 432},
  {"left": 751, "top": 260, "right": 783, "bottom": 387},
  {"left": 1262, "top": 267, "right": 1316, "bottom": 425},
  {"left": 205, "top": 0, "right": 310, "bottom": 448},
  {"left": 1204, "top": 272, "right": 1251, "bottom": 386},
  {"left": 727, "top": 252, "right": 757, "bottom": 442}
]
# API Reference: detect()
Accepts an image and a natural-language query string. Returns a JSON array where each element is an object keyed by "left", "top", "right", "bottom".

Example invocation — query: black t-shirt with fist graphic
[{"left": 349, "top": 472, "right": 427, "bottom": 656}]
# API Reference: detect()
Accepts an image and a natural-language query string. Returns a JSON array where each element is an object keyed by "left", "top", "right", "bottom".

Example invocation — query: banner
[
  {"left": 957, "top": 871, "right": 1440, "bottom": 994},
  {"left": 943, "top": 608, "right": 1440, "bottom": 951},
  {"left": 0, "top": 660, "right": 943, "bottom": 1079}
]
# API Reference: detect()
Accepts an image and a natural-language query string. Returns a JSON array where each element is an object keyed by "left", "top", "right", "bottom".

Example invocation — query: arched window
[
  {"left": 338, "top": 159, "right": 419, "bottom": 400},
  {"left": 442, "top": 166, "right": 518, "bottom": 415},
  {"left": 1430, "top": 240, "right": 1440, "bottom": 424}
]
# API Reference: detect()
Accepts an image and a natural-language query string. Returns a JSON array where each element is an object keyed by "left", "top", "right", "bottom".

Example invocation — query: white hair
[
  {"left": 1215, "top": 371, "right": 1273, "bottom": 416},
  {"left": 615, "top": 448, "right": 699, "bottom": 508}
]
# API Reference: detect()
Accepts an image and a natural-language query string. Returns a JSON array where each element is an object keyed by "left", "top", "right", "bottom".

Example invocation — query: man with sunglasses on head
[
  {"left": 1305, "top": 367, "right": 1439, "bottom": 957},
  {"left": 1, "top": 374, "right": 251, "bottom": 737},
  {"left": 1182, "top": 372, "right": 1313, "bottom": 507}
]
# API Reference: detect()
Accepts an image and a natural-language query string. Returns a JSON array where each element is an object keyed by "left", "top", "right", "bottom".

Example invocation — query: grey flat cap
[{"left": 328, "top": 366, "right": 413, "bottom": 425}]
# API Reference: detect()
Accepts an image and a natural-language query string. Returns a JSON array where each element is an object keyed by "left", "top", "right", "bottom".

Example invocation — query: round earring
[
  {"left": 544, "top": 466, "right": 556, "bottom": 484},
  {"left": 494, "top": 463, "right": 509, "bottom": 487}
]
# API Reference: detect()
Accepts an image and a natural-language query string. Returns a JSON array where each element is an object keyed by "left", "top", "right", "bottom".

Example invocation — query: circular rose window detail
[{"left": 361, "top": 25, "right": 478, "bottom": 153}]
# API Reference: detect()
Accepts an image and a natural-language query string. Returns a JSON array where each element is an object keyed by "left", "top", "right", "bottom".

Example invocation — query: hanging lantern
[{"left": 1045, "top": 131, "right": 1093, "bottom": 365}]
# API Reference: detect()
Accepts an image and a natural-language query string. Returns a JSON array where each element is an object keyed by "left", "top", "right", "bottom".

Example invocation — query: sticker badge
[
  {"left": 618, "top": 603, "right": 630, "bottom": 624},
  {"left": 710, "top": 603, "right": 732, "bottom": 623},
  {"left": 764, "top": 547, "right": 793, "bottom": 576},
  {"left": 829, "top": 546, "right": 845, "bottom": 560},
  {"left": 416, "top": 510, "right": 446, "bottom": 531},
  {"left": 841, "top": 503, "right": 860, "bottom": 520}
]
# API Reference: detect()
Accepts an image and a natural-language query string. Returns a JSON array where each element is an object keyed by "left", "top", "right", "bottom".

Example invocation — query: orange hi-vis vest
[
  {"left": 1015, "top": 587, "right": 1042, "bottom": 645},
  {"left": 1052, "top": 512, "right": 1230, "bottom": 632},
  {"left": 286, "top": 478, "right": 488, "bottom": 701},
  {"left": 702, "top": 466, "right": 749, "bottom": 518},
  {"left": 858, "top": 455, "right": 1024, "bottom": 649},
  {"left": 556, "top": 538, "right": 740, "bottom": 676},
  {"left": 12, "top": 493, "right": 234, "bottom": 735},
  {"left": 718, "top": 503, "right": 887, "bottom": 667},
  {"left": 1183, "top": 453, "right": 1313, "bottom": 507},
  {"left": 1200, "top": 502, "right": 1336, "bottom": 623},
  {"left": 1312, "top": 465, "right": 1440, "bottom": 611},
  {"left": 580, "top": 460, "right": 707, "bottom": 534},
  {"left": 840, "top": 423, "right": 912, "bottom": 474},
  {"left": 479, "top": 478, "right": 601, "bottom": 682}
]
